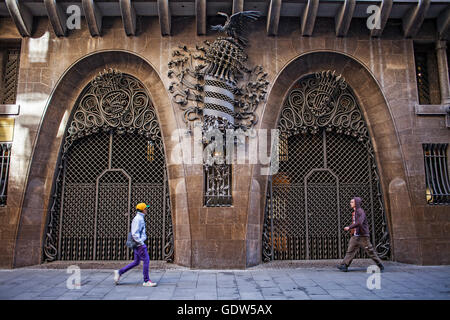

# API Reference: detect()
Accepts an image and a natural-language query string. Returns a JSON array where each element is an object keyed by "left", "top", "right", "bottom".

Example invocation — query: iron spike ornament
[{"left": 168, "top": 11, "right": 269, "bottom": 133}]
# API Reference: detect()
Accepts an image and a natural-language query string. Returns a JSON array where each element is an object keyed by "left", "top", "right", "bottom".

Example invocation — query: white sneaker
[
  {"left": 114, "top": 270, "right": 120, "bottom": 284},
  {"left": 143, "top": 281, "right": 157, "bottom": 287}
]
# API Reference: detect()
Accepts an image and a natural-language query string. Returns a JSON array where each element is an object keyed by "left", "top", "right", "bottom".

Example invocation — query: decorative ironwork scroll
[
  {"left": 262, "top": 72, "right": 391, "bottom": 262},
  {"left": 168, "top": 11, "right": 268, "bottom": 207},
  {"left": 43, "top": 69, "right": 174, "bottom": 262},
  {"left": 168, "top": 43, "right": 268, "bottom": 132},
  {"left": 64, "top": 69, "right": 161, "bottom": 153}
]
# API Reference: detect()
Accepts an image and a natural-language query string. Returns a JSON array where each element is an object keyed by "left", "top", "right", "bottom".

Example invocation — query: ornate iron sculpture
[
  {"left": 168, "top": 11, "right": 268, "bottom": 207},
  {"left": 43, "top": 69, "right": 174, "bottom": 262},
  {"left": 262, "top": 72, "right": 391, "bottom": 262},
  {"left": 168, "top": 44, "right": 268, "bottom": 132}
]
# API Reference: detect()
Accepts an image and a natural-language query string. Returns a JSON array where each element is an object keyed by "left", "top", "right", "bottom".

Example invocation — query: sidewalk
[{"left": 0, "top": 260, "right": 449, "bottom": 300}]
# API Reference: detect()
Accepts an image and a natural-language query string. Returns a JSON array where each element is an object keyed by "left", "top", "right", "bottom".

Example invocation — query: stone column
[{"left": 436, "top": 40, "right": 450, "bottom": 105}]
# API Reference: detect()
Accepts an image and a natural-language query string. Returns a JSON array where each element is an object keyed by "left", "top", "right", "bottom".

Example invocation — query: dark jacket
[{"left": 348, "top": 197, "right": 370, "bottom": 237}]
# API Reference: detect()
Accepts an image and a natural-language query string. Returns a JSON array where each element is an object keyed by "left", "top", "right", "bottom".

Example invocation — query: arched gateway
[
  {"left": 43, "top": 69, "right": 174, "bottom": 262},
  {"left": 262, "top": 71, "right": 390, "bottom": 261}
]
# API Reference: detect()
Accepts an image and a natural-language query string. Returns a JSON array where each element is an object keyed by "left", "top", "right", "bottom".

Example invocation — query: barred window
[
  {"left": 0, "top": 143, "right": 12, "bottom": 206},
  {"left": 1, "top": 48, "right": 20, "bottom": 104},
  {"left": 423, "top": 143, "right": 450, "bottom": 205},
  {"left": 414, "top": 43, "right": 441, "bottom": 105},
  {"left": 204, "top": 164, "right": 232, "bottom": 207}
]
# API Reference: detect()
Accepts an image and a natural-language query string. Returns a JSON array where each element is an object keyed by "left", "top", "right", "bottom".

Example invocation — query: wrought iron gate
[
  {"left": 43, "top": 70, "right": 174, "bottom": 262},
  {"left": 262, "top": 71, "right": 390, "bottom": 261}
]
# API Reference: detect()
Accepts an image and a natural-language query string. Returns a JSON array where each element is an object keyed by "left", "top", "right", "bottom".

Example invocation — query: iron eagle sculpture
[{"left": 211, "top": 11, "right": 261, "bottom": 46}]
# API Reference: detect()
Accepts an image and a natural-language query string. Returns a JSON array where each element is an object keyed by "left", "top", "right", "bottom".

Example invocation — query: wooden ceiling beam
[
  {"left": 5, "top": 0, "right": 33, "bottom": 37},
  {"left": 402, "top": 0, "right": 431, "bottom": 38},
  {"left": 267, "top": 0, "right": 282, "bottom": 36},
  {"left": 119, "top": 0, "right": 137, "bottom": 36},
  {"left": 301, "top": 0, "right": 319, "bottom": 37},
  {"left": 335, "top": 0, "right": 356, "bottom": 37},
  {"left": 158, "top": 0, "right": 171, "bottom": 36},
  {"left": 370, "top": 0, "right": 393, "bottom": 38},
  {"left": 82, "top": 0, "right": 103, "bottom": 37},
  {"left": 44, "top": 0, "right": 67, "bottom": 37},
  {"left": 196, "top": 0, "right": 207, "bottom": 35},
  {"left": 233, "top": 0, "right": 244, "bottom": 15}
]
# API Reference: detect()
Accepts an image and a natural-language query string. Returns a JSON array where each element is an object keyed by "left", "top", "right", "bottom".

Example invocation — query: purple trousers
[{"left": 119, "top": 244, "right": 150, "bottom": 282}]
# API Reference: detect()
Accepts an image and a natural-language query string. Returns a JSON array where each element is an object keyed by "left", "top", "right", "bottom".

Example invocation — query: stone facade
[{"left": 0, "top": 15, "right": 449, "bottom": 269}]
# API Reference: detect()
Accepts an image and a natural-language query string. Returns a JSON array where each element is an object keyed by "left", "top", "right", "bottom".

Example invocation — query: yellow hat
[{"left": 136, "top": 203, "right": 149, "bottom": 211}]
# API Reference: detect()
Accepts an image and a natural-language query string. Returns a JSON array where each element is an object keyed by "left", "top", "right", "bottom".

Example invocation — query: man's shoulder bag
[{"left": 126, "top": 232, "right": 139, "bottom": 249}]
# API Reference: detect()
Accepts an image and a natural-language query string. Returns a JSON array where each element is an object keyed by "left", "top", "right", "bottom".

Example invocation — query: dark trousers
[
  {"left": 342, "top": 236, "right": 382, "bottom": 267},
  {"left": 119, "top": 244, "right": 150, "bottom": 282}
]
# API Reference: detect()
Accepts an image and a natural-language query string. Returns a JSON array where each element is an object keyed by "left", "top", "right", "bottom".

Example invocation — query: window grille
[
  {"left": 414, "top": 43, "right": 440, "bottom": 105},
  {"left": 423, "top": 143, "right": 450, "bottom": 205},
  {"left": 1, "top": 49, "right": 20, "bottom": 104},
  {"left": 204, "top": 163, "right": 232, "bottom": 207},
  {"left": 0, "top": 143, "right": 12, "bottom": 206},
  {"left": 415, "top": 51, "right": 430, "bottom": 104}
]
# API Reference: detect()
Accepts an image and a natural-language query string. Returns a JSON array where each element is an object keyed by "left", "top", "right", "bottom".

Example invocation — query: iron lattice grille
[
  {"left": 263, "top": 72, "right": 390, "bottom": 261},
  {"left": 204, "top": 163, "right": 233, "bottom": 207},
  {"left": 1, "top": 49, "right": 20, "bottom": 104},
  {"left": 414, "top": 50, "right": 431, "bottom": 105},
  {"left": 43, "top": 70, "right": 174, "bottom": 262}
]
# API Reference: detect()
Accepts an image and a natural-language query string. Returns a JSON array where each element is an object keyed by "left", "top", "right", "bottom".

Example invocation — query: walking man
[
  {"left": 114, "top": 202, "right": 157, "bottom": 286},
  {"left": 337, "top": 197, "right": 385, "bottom": 272}
]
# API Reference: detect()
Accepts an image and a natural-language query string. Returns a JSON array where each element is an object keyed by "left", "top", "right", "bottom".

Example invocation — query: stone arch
[
  {"left": 13, "top": 50, "right": 191, "bottom": 267},
  {"left": 246, "top": 50, "right": 414, "bottom": 265}
]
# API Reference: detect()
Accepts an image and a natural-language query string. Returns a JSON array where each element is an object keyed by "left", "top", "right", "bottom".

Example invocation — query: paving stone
[
  {"left": 309, "top": 295, "right": 335, "bottom": 300},
  {"left": 176, "top": 281, "right": 197, "bottom": 288},
  {"left": 218, "top": 295, "right": 240, "bottom": 300},
  {"left": 1, "top": 262, "right": 449, "bottom": 300},
  {"left": 304, "top": 286, "right": 328, "bottom": 295},
  {"left": 239, "top": 292, "right": 264, "bottom": 300},
  {"left": 195, "top": 293, "right": 218, "bottom": 300},
  {"left": 326, "top": 289, "right": 354, "bottom": 298},
  {"left": 38, "top": 288, "right": 71, "bottom": 297}
]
